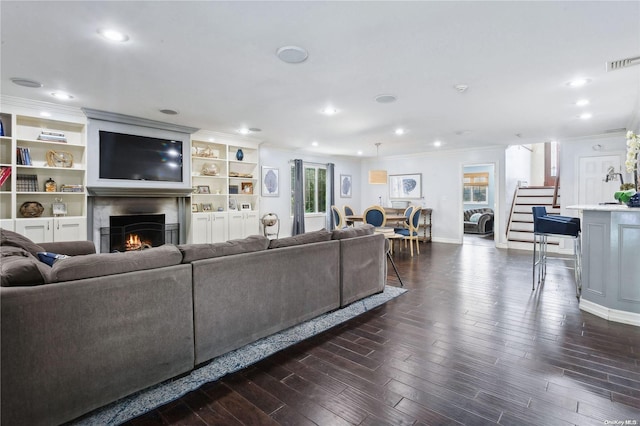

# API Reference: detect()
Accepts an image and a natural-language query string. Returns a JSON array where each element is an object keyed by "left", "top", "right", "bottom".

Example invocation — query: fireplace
[{"left": 101, "top": 214, "right": 179, "bottom": 252}]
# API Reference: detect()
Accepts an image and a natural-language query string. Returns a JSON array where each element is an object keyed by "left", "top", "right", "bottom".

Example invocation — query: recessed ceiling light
[
  {"left": 567, "top": 78, "right": 591, "bottom": 87},
  {"left": 576, "top": 99, "right": 590, "bottom": 106},
  {"left": 159, "top": 109, "right": 178, "bottom": 115},
  {"left": 433, "top": 140, "right": 442, "bottom": 147},
  {"left": 238, "top": 128, "right": 251, "bottom": 135},
  {"left": 357, "top": 150, "right": 363, "bottom": 156},
  {"left": 208, "top": 138, "right": 215, "bottom": 142},
  {"left": 579, "top": 112, "right": 593, "bottom": 120},
  {"left": 40, "top": 111, "right": 51, "bottom": 117},
  {"left": 454, "top": 84, "right": 469, "bottom": 93},
  {"left": 375, "top": 94, "right": 397, "bottom": 103},
  {"left": 248, "top": 127, "right": 262, "bottom": 132},
  {"left": 98, "top": 28, "right": 129, "bottom": 42},
  {"left": 51, "top": 92, "right": 73, "bottom": 100},
  {"left": 11, "top": 77, "right": 43, "bottom": 88},
  {"left": 395, "top": 128, "right": 405, "bottom": 135},
  {"left": 311, "top": 141, "right": 319, "bottom": 147},
  {"left": 322, "top": 107, "right": 338, "bottom": 116},
  {"left": 276, "top": 45, "right": 308, "bottom": 64}
]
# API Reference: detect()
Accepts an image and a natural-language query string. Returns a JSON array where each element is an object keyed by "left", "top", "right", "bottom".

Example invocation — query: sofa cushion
[
  {"left": 0, "top": 228, "right": 45, "bottom": 257},
  {"left": 179, "top": 235, "right": 269, "bottom": 263},
  {"left": 331, "top": 224, "right": 375, "bottom": 240},
  {"left": 469, "top": 212, "right": 482, "bottom": 223},
  {"left": 50, "top": 244, "right": 183, "bottom": 282},
  {"left": 1, "top": 246, "right": 51, "bottom": 286},
  {"left": 268, "top": 229, "right": 332, "bottom": 249}
]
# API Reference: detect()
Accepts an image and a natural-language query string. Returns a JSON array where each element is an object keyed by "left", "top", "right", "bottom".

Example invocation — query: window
[
  {"left": 463, "top": 172, "right": 489, "bottom": 203},
  {"left": 291, "top": 163, "right": 327, "bottom": 214}
]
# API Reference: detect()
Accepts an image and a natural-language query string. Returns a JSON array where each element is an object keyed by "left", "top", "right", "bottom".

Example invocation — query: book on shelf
[
  {"left": 38, "top": 131, "right": 67, "bottom": 142},
  {"left": 0, "top": 166, "right": 11, "bottom": 187},
  {"left": 60, "top": 184, "right": 84, "bottom": 192},
  {"left": 16, "top": 147, "right": 32, "bottom": 166},
  {"left": 16, "top": 174, "right": 38, "bottom": 192}
]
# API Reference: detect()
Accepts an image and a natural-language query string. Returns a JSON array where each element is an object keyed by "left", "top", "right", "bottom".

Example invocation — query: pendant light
[{"left": 368, "top": 143, "right": 388, "bottom": 184}]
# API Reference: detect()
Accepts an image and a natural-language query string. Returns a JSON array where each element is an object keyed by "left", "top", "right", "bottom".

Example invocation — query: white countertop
[{"left": 567, "top": 204, "right": 640, "bottom": 212}]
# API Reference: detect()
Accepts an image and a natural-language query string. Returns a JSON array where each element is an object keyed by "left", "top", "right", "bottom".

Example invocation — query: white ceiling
[{"left": 1, "top": 1, "right": 639, "bottom": 158}]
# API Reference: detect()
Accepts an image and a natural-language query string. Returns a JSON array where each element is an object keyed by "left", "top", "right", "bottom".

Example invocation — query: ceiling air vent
[{"left": 606, "top": 55, "right": 640, "bottom": 72}]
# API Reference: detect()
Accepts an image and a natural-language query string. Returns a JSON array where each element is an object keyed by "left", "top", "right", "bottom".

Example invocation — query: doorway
[{"left": 462, "top": 163, "right": 496, "bottom": 246}]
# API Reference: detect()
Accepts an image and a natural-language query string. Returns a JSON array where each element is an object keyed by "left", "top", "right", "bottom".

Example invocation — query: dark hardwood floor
[{"left": 126, "top": 242, "right": 640, "bottom": 425}]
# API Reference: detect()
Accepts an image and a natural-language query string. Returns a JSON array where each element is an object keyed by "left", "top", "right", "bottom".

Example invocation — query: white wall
[{"left": 259, "top": 146, "right": 361, "bottom": 237}]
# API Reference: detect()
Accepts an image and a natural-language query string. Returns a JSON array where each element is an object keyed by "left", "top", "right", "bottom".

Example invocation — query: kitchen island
[{"left": 567, "top": 204, "right": 640, "bottom": 326}]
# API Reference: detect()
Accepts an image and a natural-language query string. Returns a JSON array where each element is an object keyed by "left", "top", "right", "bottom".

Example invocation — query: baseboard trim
[{"left": 579, "top": 299, "right": 640, "bottom": 326}]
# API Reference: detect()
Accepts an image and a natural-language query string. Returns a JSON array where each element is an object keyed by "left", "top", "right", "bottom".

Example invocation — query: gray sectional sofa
[
  {"left": 463, "top": 208, "right": 494, "bottom": 234},
  {"left": 0, "top": 225, "right": 386, "bottom": 426}
]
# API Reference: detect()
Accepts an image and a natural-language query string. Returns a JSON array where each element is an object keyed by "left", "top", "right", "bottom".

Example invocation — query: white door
[
  {"left": 227, "top": 211, "right": 244, "bottom": 240},
  {"left": 210, "top": 212, "right": 227, "bottom": 243},
  {"left": 578, "top": 155, "right": 622, "bottom": 204}
]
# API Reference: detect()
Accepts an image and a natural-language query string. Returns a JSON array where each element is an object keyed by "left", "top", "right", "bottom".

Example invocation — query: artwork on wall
[
  {"left": 261, "top": 166, "right": 279, "bottom": 197},
  {"left": 389, "top": 173, "right": 422, "bottom": 199},
  {"left": 340, "top": 174, "right": 352, "bottom": 198}
]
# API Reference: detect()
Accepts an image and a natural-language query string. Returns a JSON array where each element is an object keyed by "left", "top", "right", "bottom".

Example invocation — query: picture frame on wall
[
  {"left": 340, "top": 174, "right": 352, "bottom": 198},
  {"left": 389, "top": 173, "right": 422, "bottom": 199},
  {"left": 261, "top": 166, "right": 279, "bottom": 197}
]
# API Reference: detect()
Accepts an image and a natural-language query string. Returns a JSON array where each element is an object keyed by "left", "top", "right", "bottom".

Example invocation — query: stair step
[{"left": 515, "top": 187, "right": 558, "bottom": 196}]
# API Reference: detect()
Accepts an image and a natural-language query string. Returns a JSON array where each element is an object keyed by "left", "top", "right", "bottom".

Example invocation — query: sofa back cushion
[
  {"left": 464, "top": 208, "right": 493, "bottom": 221},
  {"left": 1, "top": 246, "right": 51, "bottom": 287},
  {"left": 50, "top": 244, "right": 183, "bottom": 282},
  {"left": 331, "top": 224, "right": 374, "bottom": 240},
  {"left": 0, "top": 228, "right": 45, "bottom": 257},
  {"left": 178, "top": 235, "right": 269, "bottom": 263},
  {"left": 268, "top": 229, "right": 331, "bottom": 249}
]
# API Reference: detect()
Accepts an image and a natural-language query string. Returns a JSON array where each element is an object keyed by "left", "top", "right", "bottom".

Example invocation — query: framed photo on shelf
[
  {"left": 191, "top": 203, "right": 200, "bottom": 213},
  {"left": 340, "top": 174, "right": 352, "bottom": 198},
  {"left": 52, "top": 201, "right": 67, "bottom": 217},
  {"left": 241, "top": 182, "right": 254, "bottom": 194},
  {"left": 202, "top": 203, "right": 213, "bottom": 212},
  {"left": 389, "top": 173, "right": 422, "bottom": 199},
  {"left": 261, "top": 166, "right": 279, "bottom": 197},
  {"left": 240, "top": 202, "right": 251, "bottom": 211},
  {"left": 197, "top": 185, "right": 211, "bottom": 194}
]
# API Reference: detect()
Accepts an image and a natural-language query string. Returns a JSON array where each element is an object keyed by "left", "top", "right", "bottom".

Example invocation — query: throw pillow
[
  {"left": 37, "top": 252, "right": 70, "bottom": 267},
  {"left": 469, "top": 213, "right": 482, "bottom": 223},
  {"left": 0, "top": 228, "right": 45, "bottom": 256}
]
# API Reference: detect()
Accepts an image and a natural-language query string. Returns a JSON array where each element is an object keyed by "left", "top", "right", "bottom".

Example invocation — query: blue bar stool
[{"left": 532, "top": 207, "right": 582, "bottom": 298}]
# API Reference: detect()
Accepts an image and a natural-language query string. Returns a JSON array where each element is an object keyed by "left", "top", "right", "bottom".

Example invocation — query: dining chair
[
  {"left": 331, "top": 205, "right": 346, "bottom": 229},
  {"left": 363, "top": 205, "right": 387, "bottom": 227},
  {"left": 394, "top": 207, "right": 421, "bottom": 256},
  {"left": 343, "top": 205, "right": 355, "bottom": 227}
]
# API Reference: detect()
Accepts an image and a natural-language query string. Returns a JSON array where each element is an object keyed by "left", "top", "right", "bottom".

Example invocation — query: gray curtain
[
  {"left": 326, "top": 163, "right": 335, "bottom": 230},
  {"left": 291, "top": 159, "right": 305, "bottom": 235}
]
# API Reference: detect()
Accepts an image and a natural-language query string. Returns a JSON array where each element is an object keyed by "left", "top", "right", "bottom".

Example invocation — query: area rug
[{"left": 73, "top": 285, "right": 407, "bottom": 425}]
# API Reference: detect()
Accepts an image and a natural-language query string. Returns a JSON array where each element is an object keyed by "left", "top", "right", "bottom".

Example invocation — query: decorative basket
[
  {"left": 20, "top": 201, "right": 44, "bottom": 218},
  {"left": 46, "top": 150, "right": 74, "bottom": 168}
]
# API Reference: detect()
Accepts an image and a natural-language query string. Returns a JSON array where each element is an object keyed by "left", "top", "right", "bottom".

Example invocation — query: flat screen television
[{"left": 99, "top": 131, "right": 183, "bottom": 182}]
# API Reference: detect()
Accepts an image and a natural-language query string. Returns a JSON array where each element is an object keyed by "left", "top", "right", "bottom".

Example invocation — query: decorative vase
[{"left": 235, "top": 148, "right": 244, "bottom": 161}]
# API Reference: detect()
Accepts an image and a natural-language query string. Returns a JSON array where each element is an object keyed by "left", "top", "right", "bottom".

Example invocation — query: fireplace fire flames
[{"left": 125, "top": 233, "right": 152, "bottom": 251}]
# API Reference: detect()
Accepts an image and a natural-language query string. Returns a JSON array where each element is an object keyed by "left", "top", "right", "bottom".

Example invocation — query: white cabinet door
[
  {"left": 15, "top": 218, "right": 54, "bottom": 243},
  {"left": 190, "top": 212, "right": 212, "bottom": 244},
  {"left": 210, "top": 212, "right": 227, "bottom": 243},
  {"left": 227, "top": 211, "right": 244, "bottom": 240},
  {"left": 243, "top": 211, "right": 260, "bottom": 237},
  {"left": 0, "top": 219, "right": 15, "bottom": 231},
  {"left": 53, "top": 217, "right": 87, "bottom": 242}
]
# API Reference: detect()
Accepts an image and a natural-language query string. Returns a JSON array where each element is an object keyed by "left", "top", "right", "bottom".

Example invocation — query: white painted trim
[{"left": 580, "top": 299, "right": 640, "bottom": 326}]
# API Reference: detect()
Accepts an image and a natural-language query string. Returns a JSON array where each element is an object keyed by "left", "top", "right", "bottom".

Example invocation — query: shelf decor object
[
  {"left": 20, "top": 201, "right": 44, "bottom": 218},
  {"left": 235, "top": 148, "right": 244, "bottom": 161},
  {"left": 46, "top": 150, "right": 74, "bottom": 168}
]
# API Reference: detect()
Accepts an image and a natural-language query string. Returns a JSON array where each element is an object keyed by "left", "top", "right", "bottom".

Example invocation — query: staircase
[{"left": 507, "top": 186, "right": 562, "bottom": 251}]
